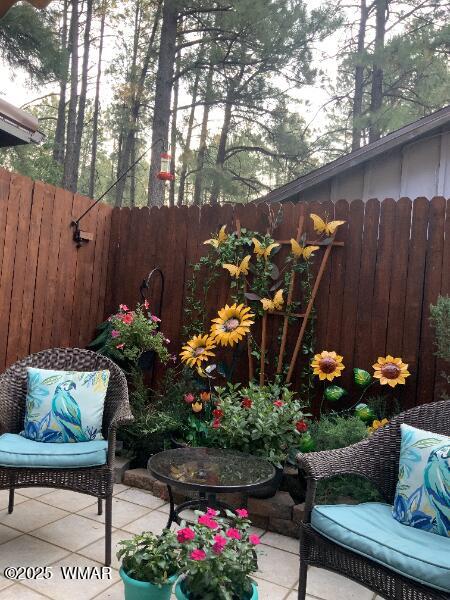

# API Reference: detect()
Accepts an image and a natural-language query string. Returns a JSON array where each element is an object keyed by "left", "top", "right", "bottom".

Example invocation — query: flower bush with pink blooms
[
  {"left": 106, "top": 301, "right": 171, "bottom": 365},
  {"left": 177, "top": 507, "right": 260, "bottom": 600}
]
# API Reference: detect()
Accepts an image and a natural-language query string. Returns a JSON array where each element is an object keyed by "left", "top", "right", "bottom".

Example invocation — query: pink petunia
[
  {"left": 151, "top": 315, "right": 161, "bottom": 323},
  {"left": 249, "top": 534, "right": 261, "bottom": 546},
  {"left": 177, "top": 527, "right": 195, "bottom": 543},
  {"left": 225, "top": 528, "right": 241, "bottom": 540},
  {"left": 122, "top": 313, "right": 134, "bottom": 325},
  {"left": 119, "top": 304, "right": 129, "bottom": 312},
  {"left": 198, "top": 515, "right": 219, "bottom": 529},
  {"left": 111, "top": 330, "right": 120, "bottom": 338},
  {"left": 143, "top": 299, "right": 150, "bottom": 310},
  {"left": 235, "top": 508, "right": 248, "bottom": 518},
  {"left": 116, "top": 343, "right": 125, "bottom": 349},
  {"left": 212, "top": 534, "right": 227, "bottom": 555},
  {"left": 190, "top": 549, "right": 206, "bottom": 561},
  {"left": 184, "top": 393, "right": 195, "bottom": 404},
  {"left": 206, "top": 508, "right": 218, "bottom": 517},
  {"left": 273, "top": 400, "right": 284, "bottom": 407}
]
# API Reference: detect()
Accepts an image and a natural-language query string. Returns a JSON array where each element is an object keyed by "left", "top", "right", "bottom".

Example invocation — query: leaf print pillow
[
  {"left": 393, "top": 424, "right": 450, "bottom": 537},
  {"left": 21, "top": 367, "right": 110, "bottom": 443}
]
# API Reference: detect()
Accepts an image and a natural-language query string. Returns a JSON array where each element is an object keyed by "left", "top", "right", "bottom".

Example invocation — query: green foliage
[
  {"left": 178, "top": 509, "right": 258, "bottom": 600},
  {"left": 365, "top": 394, "right": 401, "bottom": 421},
  {"left": 117, "top": 529, "right": 179, "bottom": 585},
  {"left": 430, "top": 295, "right": 450, "bottom": 399},
  {"left": 211, "top": 381, "right": 309, "bottom": 466}
]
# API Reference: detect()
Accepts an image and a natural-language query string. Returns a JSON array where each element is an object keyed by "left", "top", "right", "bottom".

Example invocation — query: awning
[{"left": 0, "top": 98, "right": 44, "bottom": 147}]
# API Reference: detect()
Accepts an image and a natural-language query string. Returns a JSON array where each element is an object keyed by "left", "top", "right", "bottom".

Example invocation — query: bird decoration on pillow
[{"left": 51, "top": 381, "right": 88, "bottom": 442}]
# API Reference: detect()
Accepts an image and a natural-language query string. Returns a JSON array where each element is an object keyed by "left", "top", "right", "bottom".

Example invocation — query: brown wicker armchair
[
  {"left": 0, "top": 348, "right": 132, "bottom": 566},
  {"left": 297, "top": 399, "right": 450, "bottom": 600}
]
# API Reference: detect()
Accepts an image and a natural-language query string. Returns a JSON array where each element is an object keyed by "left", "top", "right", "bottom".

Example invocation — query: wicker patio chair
[
  {"left": 297, "top": 399, "right": 450, "bottom": 600},
  {"left": 0, "top": 348, "right": 132, "bottom": 566}
]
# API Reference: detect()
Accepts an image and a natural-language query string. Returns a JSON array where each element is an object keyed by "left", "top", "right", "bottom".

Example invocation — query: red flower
[
  {"left": 235, "top": 508, "right": 248, "bottom": 518},
  {"left": 198, "top": 515, "right": 219, "bottom": 529},
  {"left": 212, "top": 419, "right": 221, "bottom": 429},
  {"left": 122, "top": 312, "right": 134, "bottom": 325},
  {"left": 206, "top": 508, "right": 218, "bottom": 517},
  {"left": 190, "top": 549, "right": 206, "bottom": 561},
  {"left": 273, "top": 400, "right": 284, "bottom": 407},
  {"left": 212, "top": 409, "right": 223, "bottom": 418},
  {"left": 249, "top": 534, "right": 261, "bottom": 546},
  {"left": 177, "top": 527, "right": 195, "bottom": 543},
  {"left": 184, "top": 393, "right": 195, "bottom": 404},
  {"left": 212, "top": 534, "right": 227, "bottom": 555},
  {"left": 225, "top": 528, "right": 241, "bottom": 540},
  {"left": 241, "top": 398, "right": 252, "bottom": 409},
  {"left": 296, "top": 420, "right": 308, "bottom": 433}
]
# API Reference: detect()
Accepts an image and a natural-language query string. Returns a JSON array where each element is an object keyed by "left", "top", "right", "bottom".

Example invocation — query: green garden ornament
[
  {"left": 355, "top": 403, "right": 375, "bottom": 423},
  {"left": 324, "top": 385, "right": 346, "bottom": 402},
  {"left": 297, "top": 432, "right": 315, "bottom": 453},
  {"left": 353, "top": 368, "right": 372, "bottom": 387}
]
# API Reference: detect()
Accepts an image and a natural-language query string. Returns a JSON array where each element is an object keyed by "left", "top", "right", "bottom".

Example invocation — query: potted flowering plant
[
  {"left": 117, "top": 530, "right": 179, "bottom": 600},
  {"left": 175, "top": 507, "right": 260, "bottom": 600}
]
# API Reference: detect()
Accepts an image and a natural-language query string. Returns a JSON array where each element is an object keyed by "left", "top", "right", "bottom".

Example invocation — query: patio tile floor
[{"left": 0, "top": 485, "right": 379, "bottom": 600}]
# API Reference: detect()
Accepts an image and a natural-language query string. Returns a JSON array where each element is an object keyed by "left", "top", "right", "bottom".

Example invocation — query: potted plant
[
  {"left": 117, "top": 530, "right": 179, "bottom": 600},
  {"left": 209, "top": 380, "right": 310, "bottom": 498},
  {"left": 175, "top": 507, "right": 260, "bottom": 600}
]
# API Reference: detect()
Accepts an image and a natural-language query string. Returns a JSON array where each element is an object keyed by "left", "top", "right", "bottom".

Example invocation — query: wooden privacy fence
[
  {"left": 0, "top": 166, "right": 448, "bottom": 408},
  {"left": 106, "top": 197, "right": 450, "bottom": 408}
]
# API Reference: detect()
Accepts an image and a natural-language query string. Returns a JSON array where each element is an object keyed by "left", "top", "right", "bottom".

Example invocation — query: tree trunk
[
  {"left": 369, "top": 0, "right": 387, "bottom": 143},
  {"left": 193, "top": 65, "right": 213, "bottom": 206},
  {"left": 62, "top": 0, "right": 79, "bottom": 191},
  {"left": 72, "top": 0, "right": 93, "bottom": 191},
  {"left": 147, "top": 0, "right": 178, "bottom": 207},
  {"left": 130, "top": 134, "right": 136, "bottom": 207},
  {"left": 88, "top": 0, "right": 106, "bottom": 199},
  {"left": 351, "top": 0, "right": 368, "bottom": 151},
  {"left": 168, "top": 50, "right": 180, "bottom": 207},
  {"left": 53, "top": 0, "right": 69, "bottom": 166}
]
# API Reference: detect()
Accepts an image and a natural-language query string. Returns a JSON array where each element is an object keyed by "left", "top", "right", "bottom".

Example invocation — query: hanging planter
[{"left": 157, "top": 152, "right": 175, "bottom": 181}]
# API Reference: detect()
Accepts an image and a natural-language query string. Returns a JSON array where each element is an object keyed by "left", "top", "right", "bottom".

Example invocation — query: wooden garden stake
[
  {"left": 260, "top": 312, "right": 267, "bottom": 385},
  {"left": 235, "top": 218, "right": 254, "bottom": 381},
  {"left": 286, "top": 237, "right": 335, "bottom": 383},
  {"left": 276, "top": 213, "right": 305, "bottom": 374}
]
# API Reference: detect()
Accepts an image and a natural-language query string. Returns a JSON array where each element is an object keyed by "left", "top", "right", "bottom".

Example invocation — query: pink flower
[
  {"left": 190, "top": 549, "right": 206, "bottom": 561},
  {"left": 198, "top": 515, "right": 219, "bottom": 529},
  {"left": 273, "top": 400, "right": 284, "bottom": 407},
  {"left": 119, "top": 304, "right": 129, "bottom": 312},
  {"left": 212, "top": 419, "right": 221, "bottom": 429},
  {"left": 144, "top": 299, "right": 149, "bottom": 310},
  {"left": 206, "top": 508, "right": 218, "bottom": 517},
  {"left": 177, "top": 527, "right": 195, "bottom": 543},
  {"left": 165, "top": 337, "right": 170, "bottom": 343},
  {"left": 235, "top": 508, "right": 248, "bottom": 518},
  {"left": 226, "top": 528, "right": 241, "bottom": 540},
  {"left": 151, "top": 315, "right": 161, "bottom": 323},
  {"left": 184, "top": 393, "right": 195, "bottom": 404},
  {"left": 122, "top": 313, "right": 134, "bottom": 325},
  {"left": 116, "top": 343, "right": 125, "bottom": 349},
  {"left": 111, "top": 330, "right": 120, "bottom": 338},
  {"left": 212, "top": 534, "right": 227, "bottom": 555},
  {"left": 249, "top": 534, "right": 261, "bottom": 546}
]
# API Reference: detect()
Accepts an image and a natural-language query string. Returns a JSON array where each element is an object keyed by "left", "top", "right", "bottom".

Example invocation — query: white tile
[
  {"left": 253, "top": 577, "right": 291, "bottom": 599},
  {"left": 0, "top": 577, "right": 13, "bottom": 593},
  {"left": 158, "top": 502, "right": 170, "bottom": 514},
  {"left": 79, "top": 498, "right": 151, "bottom": 529},
  {"left": 94, "top": 581, "right": 125, "bottom": 599},
  {"left": 122, "top": 510, "right": 168, "bottom": 535},
  {"left": 33, "top": 514, "right": 105, "bottom": 552},
  {"left": 260, "top": 531, "right": 299, "bottom": 554},
  {"left": 0, "top": 584, "right": 49, "bottom": 599},
  {"left": 0, "top": 490, "right": 27, "bottom": 510},
  {"left": 0, "top": 523, "right": 22, "bottom": 544},
  {"left": 257, "top": 545, "right": 299, "bottom": 588},
  {"left": 0, "top": 499, "right": 68, "bottom": 532},
  {"left": 112, "top": 484, "right": 129, "bottom": 496},
  {"left": 0, "top": 535, "right": 69, "bottom": 571},
  {"left": 39, "top": 489, "right": 97, "bottom": 512},
  {"left": 115, "top": 488, "right": 165, "bottom": 510},
  {"left": 306, "top": 567, "right": 373, "bottom": 600},
  {"left": 22, "top": 554, "right": 119, "bottom": 600},
  {"left": 78, "top": 529, "right": 134, "bottom": 570},
  {"left": 285, "top": 593, "right": 317, "bottom": 600},
  {"left": 13, "top": 488, "right": 52, "bottom": 499}
]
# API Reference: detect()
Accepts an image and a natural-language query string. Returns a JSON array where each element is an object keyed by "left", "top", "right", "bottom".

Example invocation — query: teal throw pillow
[
  {"left": 393, "top": 424, "right": 450, "bottom": 537},
  {"left": 21, "top": 368, "right": 110, "bottom": 443}
]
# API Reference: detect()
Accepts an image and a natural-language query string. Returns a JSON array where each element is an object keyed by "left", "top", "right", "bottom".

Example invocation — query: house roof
[
  {"left": 259, "top": 105, "right": 450, "bottom": 204},
  {"left": 0, "top": 98, "right": 44, "bottom": 147}
]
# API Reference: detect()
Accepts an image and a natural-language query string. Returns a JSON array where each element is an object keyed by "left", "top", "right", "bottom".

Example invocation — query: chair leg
[
  {"left": 105, "top": 494, "right": 112, "bottom": 567},
  {"left": 98, "top": 497, "right": 103, "bottom": 516},
  {"left": 298, "top": 555, "right": 308, "bottom": 600},
  {"left": 8, "top": 488, "right": 14, "bottom": 514}
]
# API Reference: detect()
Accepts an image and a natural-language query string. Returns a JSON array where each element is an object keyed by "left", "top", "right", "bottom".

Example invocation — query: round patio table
[{"left": 147, "top": 447, "right": 276, "bottom": 527}]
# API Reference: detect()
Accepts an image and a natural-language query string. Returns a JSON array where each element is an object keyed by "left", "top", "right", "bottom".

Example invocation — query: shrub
[{"left": 430, "top": 295, "right": 450, "bottom": 399}]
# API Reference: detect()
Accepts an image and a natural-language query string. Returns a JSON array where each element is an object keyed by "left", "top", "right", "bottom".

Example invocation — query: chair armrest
[
  {"left": 297, "top": 438, "right": 372, "bottom": 482},
  {"left": 108, "top": 405, "right": 134, "bottom": 433}
]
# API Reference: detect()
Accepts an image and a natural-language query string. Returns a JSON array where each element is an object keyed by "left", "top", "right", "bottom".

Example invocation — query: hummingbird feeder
[{"left": 157, "top": 152, "right": 174, "bottom": 181}]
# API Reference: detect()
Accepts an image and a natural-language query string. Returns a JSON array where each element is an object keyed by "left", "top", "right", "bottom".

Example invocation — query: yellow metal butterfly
[
  {"left": 252, "top": 238, "right": 280, "bottom": 260},
  {"left": 222, "top": 255, "right": 251, "bottom": 278},
  {"left": 290, "top": 239, "right": 319, "bottom": 260},
  {"left": 310, "top": 214, "right": 345, "bottom": 236},
  {"left": 261, "top": 289, "right": 284, "bottom": 311},
  {"left": 204, "top": 225, "right": 228, "bottom": 248}
]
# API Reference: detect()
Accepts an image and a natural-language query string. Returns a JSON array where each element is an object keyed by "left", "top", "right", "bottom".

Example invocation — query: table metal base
[{"left": 166, "top": 485, "right": 236, "bottom": 528}]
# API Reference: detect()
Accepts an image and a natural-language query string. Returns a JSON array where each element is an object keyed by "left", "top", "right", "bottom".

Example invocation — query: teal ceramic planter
[
  {"left": 119, "top": 568, "right": 177, "bottom": 600},
  {"left": 174, "top": 580, "right": 258, "bottom": 599}
]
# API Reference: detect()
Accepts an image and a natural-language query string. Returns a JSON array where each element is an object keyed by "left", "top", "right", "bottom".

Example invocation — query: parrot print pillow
[
  {"left": 393, "top": 424, "right": 450, "bottom": 537},
  {"left": 21, "top": 368, "right": 110, "bottom": 443}
]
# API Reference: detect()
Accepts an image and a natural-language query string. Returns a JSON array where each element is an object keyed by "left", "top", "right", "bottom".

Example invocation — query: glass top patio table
[{"left": 148, "top": 447, "right": 276, "bottom": 494}]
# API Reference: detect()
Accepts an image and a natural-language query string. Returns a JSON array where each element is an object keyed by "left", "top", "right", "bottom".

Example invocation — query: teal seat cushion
[
  {"left": 0, "top": 433, "right": 107, "bottom": 468},
  {"left": 311, "top": 502, "right": 450, "bottom": 592}
]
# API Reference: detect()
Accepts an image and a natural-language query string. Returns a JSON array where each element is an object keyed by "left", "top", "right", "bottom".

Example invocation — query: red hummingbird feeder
[{"left": 157, "top": 152, "right": 174, "bottom": 181}]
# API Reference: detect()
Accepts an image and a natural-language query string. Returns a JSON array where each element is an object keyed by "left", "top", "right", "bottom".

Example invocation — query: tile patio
[{"left": 0, "top": 486, "right": 381, "bottom": 600}]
